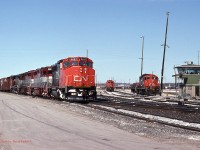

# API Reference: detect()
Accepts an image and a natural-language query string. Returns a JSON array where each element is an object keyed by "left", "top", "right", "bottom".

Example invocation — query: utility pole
[
  {"left": 161, "top": 12, "right": 170, "bottom": 96},
  {"left": 198, "top": 51, "right": 199, "bottom": 65},
  {"left": 140, "top": 36, "right": 144, "bottom": 76}
]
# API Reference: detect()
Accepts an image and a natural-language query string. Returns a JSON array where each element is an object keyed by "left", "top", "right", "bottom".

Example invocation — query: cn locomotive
[
  {"left": 106, "top": 80, "right": 115, "bottom": 92},
  {"left": 131, "top": 74, "right": 160, "bottom": 95},
  {"left": 0, "top": 57, "right": 97, "bottom": 101}
]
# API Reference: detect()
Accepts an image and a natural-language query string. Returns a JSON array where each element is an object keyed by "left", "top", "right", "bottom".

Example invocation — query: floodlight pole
[
  {"left": 160, "top": 12, "right": 170, "bottom": 96},
  {"left": 140, "top": 36, "right": 144, "bottom": 76}
]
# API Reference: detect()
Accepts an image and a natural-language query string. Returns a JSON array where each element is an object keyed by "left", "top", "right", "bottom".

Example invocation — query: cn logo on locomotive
[{"left": 73, "top": 76, "right": 88, "bottom": 82}]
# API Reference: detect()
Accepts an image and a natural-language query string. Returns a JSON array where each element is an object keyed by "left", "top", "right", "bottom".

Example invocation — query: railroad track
[
  {"left": 97, "top": 93, "right": 200, "bottom": 115},
  {"left": 65, "top": 95, "right": 200, "bottom": 132},
  {"left": 84, "top": 91, "right": 200, "bottom": 132},
  {"left": 100, "top": 90, "right": 200, "bottom": 109},
  {"left": 85, "top": 102, "right": 200, "bottom": 132}
]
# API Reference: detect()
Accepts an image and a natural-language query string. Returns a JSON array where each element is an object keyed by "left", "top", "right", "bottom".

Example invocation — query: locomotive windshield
[
  {"left": 87, "top": 62, "right": 93, "bottom": 68},
  {"left": 63, "top": 61, "right": 93, "bottom": 68},
  {"left": 152, "top": 76, "right": 158, "bottom": 80},
  {"left": 71, "top": 61, "right": 78, "bottom": 66},
  {"left": 80, "top": 61, "right": 87, "bottom": 66},
  {"left": 63, "top": 62, "right": 70, "bottom": 68},
  {"left": 80, "top": 61, "right": 93, "bottom": 68}
]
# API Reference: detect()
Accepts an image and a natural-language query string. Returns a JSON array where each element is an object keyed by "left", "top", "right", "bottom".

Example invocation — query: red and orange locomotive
[
  {"left": 131, "top": 74, "right": 160, "bottom": 95},
  {"left": 106, "top": 80, "right": 115, "bottom": 92},
  {"left": 51, "top": 57, "right": 96, "bottom": 100},
  {"left": 0, "top": 57, "right": 97, "bottom": 101}
]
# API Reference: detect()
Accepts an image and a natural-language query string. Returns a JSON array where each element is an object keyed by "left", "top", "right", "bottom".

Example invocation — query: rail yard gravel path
[{"left": 0, "top": 92, "right": 200, "bottom": 150}]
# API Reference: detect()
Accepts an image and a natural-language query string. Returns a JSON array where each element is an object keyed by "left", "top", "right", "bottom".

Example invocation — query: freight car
[
  {"left": 131, "top": 74, "right": 160, "bottom": 95},
  {"left": 106, "top": 80, "right": 115, "bottom": 92},
  {"left": 0, "top": 57, "right": 97, "bottom": 102}
]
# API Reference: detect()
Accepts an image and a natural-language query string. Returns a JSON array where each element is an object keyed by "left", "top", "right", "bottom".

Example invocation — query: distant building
[{"left": 175, "top": 61, "right": 200, "bottom": 97}]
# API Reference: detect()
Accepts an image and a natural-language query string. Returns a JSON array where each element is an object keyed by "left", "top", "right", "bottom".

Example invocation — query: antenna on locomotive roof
[{"left": 86, "top": 49, "right": 88, "bottom": 58}]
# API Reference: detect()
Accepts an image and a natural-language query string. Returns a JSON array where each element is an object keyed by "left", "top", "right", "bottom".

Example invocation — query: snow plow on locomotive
[
  {"left": 131, "top": 74, "right": 160, "bottom": 95},
  {"left": 0, "top": 57, "right": 97, "bottom": 102}
]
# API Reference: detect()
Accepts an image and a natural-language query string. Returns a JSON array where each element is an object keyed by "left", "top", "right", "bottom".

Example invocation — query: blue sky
[{"left": 0, "top": 0, "right": 200, "bottom": 83}]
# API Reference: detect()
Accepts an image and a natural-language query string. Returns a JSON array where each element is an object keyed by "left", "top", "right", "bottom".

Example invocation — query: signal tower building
[{"left": 175, "top": 61, "right": 200, "bottom": 98}]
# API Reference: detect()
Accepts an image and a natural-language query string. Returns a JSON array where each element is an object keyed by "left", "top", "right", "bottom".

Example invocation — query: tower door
[{"left": 195, "top": 86, "right": 199, "bottom": 96}]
